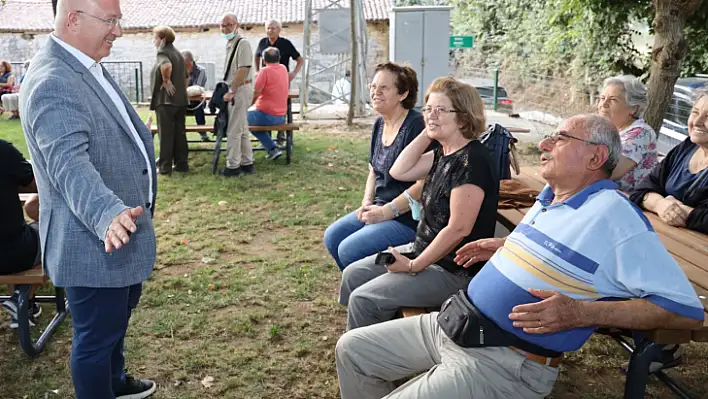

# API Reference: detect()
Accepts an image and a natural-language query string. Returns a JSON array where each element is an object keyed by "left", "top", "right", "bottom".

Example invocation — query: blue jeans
[
  {"left": 67, "top": 284, "right": 143, "bottom": 399},
  {"left": 324, "top": 211, "right": 417, "bottom": 271},
  {"left": 248, "top": 109, "right": 285, "bottom": 152}
]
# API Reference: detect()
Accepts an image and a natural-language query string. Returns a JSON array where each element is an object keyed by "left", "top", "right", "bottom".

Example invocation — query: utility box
[{"left": 389, "top": 6, "right": 453, "bottom": 107}]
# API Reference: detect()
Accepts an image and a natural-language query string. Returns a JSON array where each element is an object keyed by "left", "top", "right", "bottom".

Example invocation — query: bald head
[
  {"left": 55, "top": 0, "right": 123, "bottom": 62},
  {"left": 220, "top": 12, "right": 239, "bottom": 36}
]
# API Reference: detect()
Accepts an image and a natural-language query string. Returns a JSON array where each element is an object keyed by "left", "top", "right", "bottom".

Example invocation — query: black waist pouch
[{"left": 437, "top": 290, "right": 562, "bottom": 358}]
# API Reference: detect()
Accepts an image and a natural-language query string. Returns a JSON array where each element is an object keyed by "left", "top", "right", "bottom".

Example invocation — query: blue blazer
[{"left": 20, "top": 37, "right": 157, "bottom": 288}]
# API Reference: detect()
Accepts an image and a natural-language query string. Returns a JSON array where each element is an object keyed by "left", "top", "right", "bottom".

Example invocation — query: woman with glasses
[
  {"left": 597, "top": 75, "right": 658, "bottom": 191},
  {"left": 339, "top": 77, "right": 499, "bottom": 330},
  {"left": 324, "top": 62, "right": 426, "bottom": 271}
]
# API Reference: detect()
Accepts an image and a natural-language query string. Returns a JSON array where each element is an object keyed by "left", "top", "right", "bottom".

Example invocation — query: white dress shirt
[{"left": 50, "top": 34, "right": 154, "bottom": 208}]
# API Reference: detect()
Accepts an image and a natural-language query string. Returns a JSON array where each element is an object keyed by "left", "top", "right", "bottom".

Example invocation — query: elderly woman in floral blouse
[{"left": 597, "top": 75, "right": 658, "bottom": 191}]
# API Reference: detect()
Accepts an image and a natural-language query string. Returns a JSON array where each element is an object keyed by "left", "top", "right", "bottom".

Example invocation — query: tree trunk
[
  {"left": 644, "top": 0, "right": 704, "bottom": 133},
  {"left": 347, "top": 0, "right": 358, "bottom": 125}
]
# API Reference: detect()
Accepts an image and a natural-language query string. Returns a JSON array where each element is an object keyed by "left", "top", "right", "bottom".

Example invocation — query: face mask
[
  {"left": 221, "top": 31, "right": 235, "bottom": 40},
  {"left": 404, "top": 190, "right": 423, "bottom": 221}
]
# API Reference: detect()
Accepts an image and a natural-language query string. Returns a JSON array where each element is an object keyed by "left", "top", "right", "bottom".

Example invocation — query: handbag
[
  {"left": 480, "top": 123, "right": 519, "bottom": 180},
  {"left": 437, "top": 290, "right": 562, "bottom": 358}
]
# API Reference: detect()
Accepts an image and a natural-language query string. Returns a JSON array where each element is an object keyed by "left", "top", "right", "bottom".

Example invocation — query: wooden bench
[
  {"left": 150, "top": 123, "right": 301, "bottom": 171},
  {"left": 0, "top": 264, "right": 69, "bottom": 357}
]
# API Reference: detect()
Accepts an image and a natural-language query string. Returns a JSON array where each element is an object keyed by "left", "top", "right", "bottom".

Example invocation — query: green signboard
[{"left": 449, "top": 36, "right": 474, "bottom": 49}]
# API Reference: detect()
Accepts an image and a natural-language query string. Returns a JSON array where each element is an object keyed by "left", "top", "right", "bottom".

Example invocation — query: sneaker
[
  {"left": 266, "top": 148, "right": 283, "bottom": 161},
  {"left": 218, "top": 167, "right": 242, "bottom": 177},
  {"left": 200, "top": 134, "right": 212, "bottom": 142},
  {"left": 115, "top": 374, "right": 156, "bottom": 399},
  {"left": 3, "top": 292, "right": 38, "bottom": 329},
  {"left": 621, "top": 344, "right": 682, "bottom": 374},
  {"left": 241, "top": 164, "right": 255, "bottom": 174}
]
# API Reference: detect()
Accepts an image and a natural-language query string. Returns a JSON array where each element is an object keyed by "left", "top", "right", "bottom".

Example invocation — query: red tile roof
[{"left": 0, "top": 0, "right": 391, "bottom": 33}]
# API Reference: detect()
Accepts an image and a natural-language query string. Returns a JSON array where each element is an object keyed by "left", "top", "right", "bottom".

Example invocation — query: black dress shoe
[
  {"left": 219, "top": 167, "right": 242, "bottom": 177},
  {"left": 241, "top": 164, "right": 255, "bottom": 174},
  {"left": 115, "top": 374, "right": 156, "bottom": 399}
]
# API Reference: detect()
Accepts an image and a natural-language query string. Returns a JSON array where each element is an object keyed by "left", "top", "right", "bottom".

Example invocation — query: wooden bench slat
[
  {"left": 401, "top": 307, "right": 430, "bottom": 318},
  {"left": 150, "top": 124, "right": 300, "bottom": 134},
  {"left": 0, "top": 264, "right": 47, "bottom": 285}
]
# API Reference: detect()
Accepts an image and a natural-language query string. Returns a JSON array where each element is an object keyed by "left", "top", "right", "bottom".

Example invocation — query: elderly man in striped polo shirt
[{"left": 335, "top": 114, "right": 704, "bottom": 399}]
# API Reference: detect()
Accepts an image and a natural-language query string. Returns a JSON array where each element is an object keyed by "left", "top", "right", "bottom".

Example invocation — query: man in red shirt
[{"left": 249, "top": 47, "right": 289, "bottom": 160}]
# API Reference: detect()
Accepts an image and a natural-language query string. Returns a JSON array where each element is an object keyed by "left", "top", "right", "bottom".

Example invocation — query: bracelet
[
  {"left": 408, "top": 259, "right": 417, "bottom": 276},
  {"left": 389, "top": 202, "right": 401, "bottom": 218}
]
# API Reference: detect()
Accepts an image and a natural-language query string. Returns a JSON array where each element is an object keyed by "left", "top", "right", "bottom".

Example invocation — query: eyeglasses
[
  {"left": 220, "top": 22, "right": 236, "bottom": 29},
  {"left": 76, "top": 10, "right": 122, "bottom": 30},
  {"left": 543, "top": 130, "right": 602, "bottom": 145},
  {"left": 421, "top": 106, "right": 459, "bottom": 115}
]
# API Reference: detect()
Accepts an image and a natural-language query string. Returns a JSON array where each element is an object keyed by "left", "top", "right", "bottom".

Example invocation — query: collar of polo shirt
[{"left": 537, "top": 179, "right": 619, "bottom": 209}]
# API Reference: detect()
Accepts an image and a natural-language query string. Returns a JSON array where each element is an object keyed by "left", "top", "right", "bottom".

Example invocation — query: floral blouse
[{"left": 616, "top": 119, "right": 658, "bottom": 192}]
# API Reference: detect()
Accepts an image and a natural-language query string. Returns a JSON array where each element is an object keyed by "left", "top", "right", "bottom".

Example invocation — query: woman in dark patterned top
[
  {"left": 339, "top": 77, "right": 499, "bottom": 330},
  {"left": 324, "top": 62, "right": 426, "bottom": 271}
]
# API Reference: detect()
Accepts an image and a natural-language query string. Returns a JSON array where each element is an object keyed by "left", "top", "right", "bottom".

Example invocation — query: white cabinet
[{"left": 389, "top": 6, "right": 453, "bottom": 107}]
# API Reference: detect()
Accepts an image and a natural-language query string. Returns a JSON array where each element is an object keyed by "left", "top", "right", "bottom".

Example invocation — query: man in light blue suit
[{"left": 20, "top": 0, "right": 157, "bottom": 398}]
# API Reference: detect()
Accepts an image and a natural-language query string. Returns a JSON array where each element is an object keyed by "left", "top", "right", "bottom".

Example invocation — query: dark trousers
[
  {"left": 67, "top": 283, "right": 143, "bottom": 399},
  {"left": 156, "top": 104, "right": 188, "bottom": 174},
  {"left": 190, "top": 101, "right": 206, "bottom": 125}
]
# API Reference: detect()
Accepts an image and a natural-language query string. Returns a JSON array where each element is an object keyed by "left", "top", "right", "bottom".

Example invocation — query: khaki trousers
[
  {"left": 226, "top": 84, "right": 253, "bottom": 169},
  {"left": 336, "top": 312, "right": 558, "bottom": 399}
]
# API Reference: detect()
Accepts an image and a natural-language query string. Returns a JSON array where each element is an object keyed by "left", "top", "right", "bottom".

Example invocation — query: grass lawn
[{"left": 1, "top": 110, "right": 707, "bottom": 399}]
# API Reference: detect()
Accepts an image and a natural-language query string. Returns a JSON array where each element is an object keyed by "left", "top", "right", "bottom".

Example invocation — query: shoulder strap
[{"left": 223, "top": 37, "right": 243, "bottom": 81}]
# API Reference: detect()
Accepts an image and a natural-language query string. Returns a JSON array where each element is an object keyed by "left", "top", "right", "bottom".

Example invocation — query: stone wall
[{"left": 0, "top": 21, "right": 389, "bottom": 103}]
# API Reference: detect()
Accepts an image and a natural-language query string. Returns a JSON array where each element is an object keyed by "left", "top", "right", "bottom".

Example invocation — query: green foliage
[{"left": 449, "top": 0, "right": 706, "bottom": 86}]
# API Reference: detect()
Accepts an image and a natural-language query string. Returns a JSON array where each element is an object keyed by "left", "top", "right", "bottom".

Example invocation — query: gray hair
[
  {"left": 181, "top": 50, "right": 194, "bottom": 62},
  {"left": 263, "top": 47, "right": 281, "bottom": 64},
  {"left": 221, "top": 12, "right": 238, "bottom": 23},
  {"left": 694, "top": 88, "right": 708, "bottom": 104},
  {"left": 602, "top": 75, "right": 648, "bottom": 119},
  {"left": 581, "top": 114, "right": 622, "bottom": 176},
  {"left": 265, "top": 19, "right": 282, "bottom": 29}
]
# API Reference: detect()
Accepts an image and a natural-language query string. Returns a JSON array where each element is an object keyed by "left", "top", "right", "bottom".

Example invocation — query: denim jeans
[
  {"left": 248, "top": 109, "right": 285, "bottom": 152},
  {"left": 324, "top": 211, "right": 417, "bottom": 271},
  {"left": 190, "top": 101, "right": 206, "bottom": 125}
]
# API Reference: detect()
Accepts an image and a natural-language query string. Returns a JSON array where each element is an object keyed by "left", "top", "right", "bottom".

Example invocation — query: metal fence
[{"left": 11, "top": 60, "right": 145, "bottom": 103}]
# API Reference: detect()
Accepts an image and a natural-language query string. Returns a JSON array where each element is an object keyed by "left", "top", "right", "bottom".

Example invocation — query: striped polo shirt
[{"left": 468, "top": 179, "right": 704, "bottom": 352}]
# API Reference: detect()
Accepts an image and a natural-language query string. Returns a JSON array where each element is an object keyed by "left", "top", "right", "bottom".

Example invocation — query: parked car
[
  {"left": 459, "top": 78, "right": 514, "bottom": 115},
  {"left": 658, "top": 76, "right": 708, "bottom": 154}
]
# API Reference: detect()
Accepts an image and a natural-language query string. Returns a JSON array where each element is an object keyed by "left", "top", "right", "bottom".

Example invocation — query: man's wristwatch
[{"left": 389, "top": 202, "right": 401, "bottom": 218}]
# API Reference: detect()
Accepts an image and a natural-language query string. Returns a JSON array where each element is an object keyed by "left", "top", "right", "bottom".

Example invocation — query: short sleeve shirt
[
  {"left": 413, "top": 140, "right": 500, "bottom": 275},
  {"left": 369, "top": 110, "right": 426, "bottom": 230},
  {"left": 224, "top": 35, "right": 253, "bottom": 85},
  {"left": 0, "top": 139, "right": 39, "bottom": 272},
  {"left": 616, "top": 119, "right": 658, "bottom": 191},
  {"left": 254, "top": 63, "right": 289, "bottom": 116},
  {"left": 468, "top": 181, "right": 704, "bottom": 352},
  {"left": 255, "top": 37, "right": 301, "bottom": 71}
]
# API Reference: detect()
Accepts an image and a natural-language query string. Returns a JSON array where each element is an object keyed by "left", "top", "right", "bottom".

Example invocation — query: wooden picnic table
[
  {"left": 498, "top": 166, "right": 708, "bottom": 398},
  {"left": 498, "top": 166, "right": 708, "bottom": 343}
]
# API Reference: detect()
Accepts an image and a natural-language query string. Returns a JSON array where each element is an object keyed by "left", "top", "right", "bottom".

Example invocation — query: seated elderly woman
[
  {"left": 0, "top": 60, "right": 16, "bottom": 117},
  {"left": 324, "top": 62, "right": 427, "bottom": 271},
  {"left": 598, "top": 75, "right": 658, "bottom": 191},
  {"left": 1, "top": 60, "right": 29, "bottom": 120},
  {"left": 630, "top": 89, "right": 708, "bottom": 234},
  {"left": 339, "top": 77, "right": 499, "bottom": 330}
]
